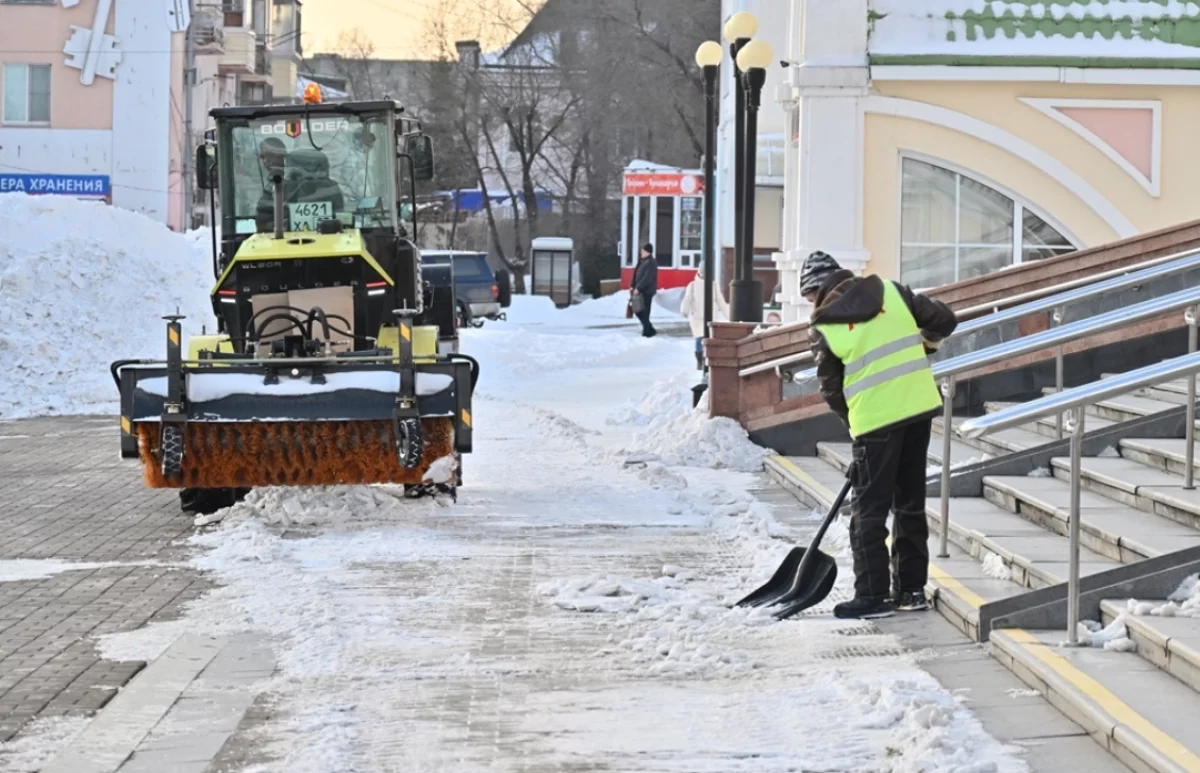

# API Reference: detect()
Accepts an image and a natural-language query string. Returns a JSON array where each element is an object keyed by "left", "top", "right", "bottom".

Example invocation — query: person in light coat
[{"left": 679, "top": 265, "right": 729, "bottom": 370}]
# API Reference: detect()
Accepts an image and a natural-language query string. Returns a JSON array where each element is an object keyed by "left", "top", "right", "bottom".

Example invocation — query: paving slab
[{"left": 0, "top": 416, "right": 208, "bottom": 742}]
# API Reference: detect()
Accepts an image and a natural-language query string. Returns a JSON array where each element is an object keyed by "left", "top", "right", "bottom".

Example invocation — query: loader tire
[
  {"left": 161, "top": 425, "right": 184, "bottom": 480},
  {"left": 404, "top": 483, "right": 457, "bottom": 502},
  {"left": 397, "top": 418, "right": 423, "bottom": 470},
  {"left": 180, "top": 487, "right": 249, "bottom": 516}
]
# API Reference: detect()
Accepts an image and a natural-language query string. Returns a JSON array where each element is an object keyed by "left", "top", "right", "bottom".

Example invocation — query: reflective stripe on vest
[{"left": 816, "top": 281, "right": 942, "bottom": 438}]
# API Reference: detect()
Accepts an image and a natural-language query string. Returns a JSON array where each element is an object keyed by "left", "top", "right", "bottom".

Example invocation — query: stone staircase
[{"left": 767, "top": 379, "right": 1200, "bottom": 773}]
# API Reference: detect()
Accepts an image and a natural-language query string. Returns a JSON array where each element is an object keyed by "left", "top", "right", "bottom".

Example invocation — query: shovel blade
[
  {"left": 771, "top": 549, "right": 838, "bottom": 620},
  {"left": 735, "top": 546, "right": 804, "bottom": 608}
]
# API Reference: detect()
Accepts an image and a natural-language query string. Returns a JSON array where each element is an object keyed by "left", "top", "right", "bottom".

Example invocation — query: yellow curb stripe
[
  {"left": 928, "top": 562, "right": 985, "bottom": 609},
  {"left": 769, "top": 454, "right": 982, "bottom": 609},
  {"left": 1005, "top": 629, "right": 1200, "bottom": 771}
]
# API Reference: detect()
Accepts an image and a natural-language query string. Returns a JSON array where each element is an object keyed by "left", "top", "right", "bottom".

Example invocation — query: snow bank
[
  {"left": 612, "top": 376, "right": 772, "bottom": 472},
  {"left": 499, "top": 291, "right": 683, "bottom": 329},
  {"left": 0, "top": 194, "right": 215, "bottom": 418},
  {"left": 1127, "top": 573, "right": 1200, "bottom": 618},
  {"left": 1075, "top": 614, "right": 1137, "bottom": 652}
]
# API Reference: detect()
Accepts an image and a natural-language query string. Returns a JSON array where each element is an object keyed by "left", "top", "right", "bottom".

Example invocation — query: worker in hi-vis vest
[{"left": 800, "top": 251, "right": 958, "bottom": 620}]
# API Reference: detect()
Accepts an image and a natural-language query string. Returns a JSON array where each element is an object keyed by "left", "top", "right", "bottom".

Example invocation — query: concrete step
[
  {"left": 1103, "top": 373, "right": 1197, "bottom": 407},
  {"left": 933, "top": 416, "right": 1048, "bottom": 458},
  {"left": 1120, "top": 438, "right": 1200, "bottom": 478},
  {"left": 1048, "top": 455, "right": 1200, "bottom": 532},
  {"left": 1101, "top": 599, "right": 1200, "bottom": 697},
  {"left": 1040, "top": 387, "right": 1186, "bottom": 427},
  {"left": 762, "top": 455, "right": 1031, "bottom": 642},
  {"left": 984, "top": 474, "right": 1200, "bottom": 564},
  {"left": 815, "top": 438, "right": 986, "bottom": 476},
  {"left": 774, "top": 452, "right": 1116, "bottom": 594},
  {"left": 992, "top": 627, "right": 1200, "bottom": 773},
  {"left": 985, "top": 401, "right": 1117, "bottom": 440},
  {"left": 926, "top": 493, "right": 1119, "bottom": 591}
]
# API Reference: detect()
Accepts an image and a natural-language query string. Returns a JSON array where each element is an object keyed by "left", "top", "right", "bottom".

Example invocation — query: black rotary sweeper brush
[{"left": 736, "top": 477, "right": 852, "bottom": 620}]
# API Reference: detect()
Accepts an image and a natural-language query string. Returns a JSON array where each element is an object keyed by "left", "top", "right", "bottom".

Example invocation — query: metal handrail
[
  {"left": 928, "top": 284, "right": 1200, "bottom": 561},
  {"left": 740, "top": 245, "right": 1200, "bottom": 380},
  {"left": 959, "top": 344, "right": 1200, "bottom": 647},
  {"left": 931, "top": 285, "right": 1200, "bottom": 382}
]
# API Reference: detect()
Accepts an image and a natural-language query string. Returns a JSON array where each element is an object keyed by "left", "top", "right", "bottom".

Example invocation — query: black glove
[{"left": 847, "top": 458, "right": 862, "bottom": 486}]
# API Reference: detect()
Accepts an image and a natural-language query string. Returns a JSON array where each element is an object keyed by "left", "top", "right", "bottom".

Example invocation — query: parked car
[
  {"left": 420, "top": 250, "right": 512, "bottom": 328},
  {"left": 418, "top": 258, "right": 459, "bottom": 355}
]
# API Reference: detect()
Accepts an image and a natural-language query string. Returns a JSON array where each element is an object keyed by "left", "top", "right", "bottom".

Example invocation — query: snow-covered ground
[{"left": 0, "top": 197, "right": 1028, "bottom": 771}]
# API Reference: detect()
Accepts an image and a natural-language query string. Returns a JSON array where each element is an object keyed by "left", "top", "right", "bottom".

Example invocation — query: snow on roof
[
  {"left": 870, "top": 0, "right": 1200, "bottom": 61},
  {"left": 624, "top": 159, "right": 691, "bottom": 173}
]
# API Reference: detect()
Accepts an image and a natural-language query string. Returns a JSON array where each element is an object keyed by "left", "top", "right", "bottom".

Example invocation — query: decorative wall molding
[
  {"left": 1019, "top": 98, "right": 1162, "bottom": 197},
  {"left": 864, "top": 95, "right": 1138, "bottom": 238},
  {"left": 63, "top": 0, "right": 123, "bottom": 85}
]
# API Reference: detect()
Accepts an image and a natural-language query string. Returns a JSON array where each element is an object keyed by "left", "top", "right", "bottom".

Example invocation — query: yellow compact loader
[{"left": 112, "top": 86, "right": 476, "bottom": 514}]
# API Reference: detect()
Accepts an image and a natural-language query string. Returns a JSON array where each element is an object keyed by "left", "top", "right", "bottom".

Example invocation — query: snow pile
[
  {"left": 861, "top": 676, "right": 1027, "bottom": 773},
  {"left": 606, "top": 372, "right": 695, "bottom": 427},
  {"left": 422, "top": 454, "right": 458, "bottom": 484},
  {"left": 1075, "top": 614, "right": 1137, "bottom": 652},
  {"left": 0, "top": 194, "right": 215, "bottom": 418},
  {"left": 1127, "top": 573, "right": 1200, "bottom": 618},
  {"left": 0, "top": 717, "right": 90, "bottom": 773},
  {"left": 194, "top": 485, "right": 438, "bottom": 529},
  {"left": 615, "top": 378, "right": 772, "bottom": 472},
  {"left": 981, "top": 553, "right": 1012, "bottom": 581}
]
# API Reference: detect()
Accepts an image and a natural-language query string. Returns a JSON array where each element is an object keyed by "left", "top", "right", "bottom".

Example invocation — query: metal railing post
[
  {"left": 1053, "top": 307, "right": 1065, "bottom": 440},
  {"left": 1187, "top": 306, "right": 1198, "bottom": 490},
  {"left": 939, "top": 376, "right": 956, "bottom": 559},
  {"left": 1066, "top": 405, "right": 1085, "bottom": 647}
]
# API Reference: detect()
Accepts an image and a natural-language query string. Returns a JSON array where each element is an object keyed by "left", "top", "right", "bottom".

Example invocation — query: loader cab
[{"left": 194, "top": 95, "right": 438, "bottom": 353}]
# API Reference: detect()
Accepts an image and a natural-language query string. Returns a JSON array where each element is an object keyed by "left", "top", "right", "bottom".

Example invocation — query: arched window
[{"left": 900, "top": 157, "right": 1078, "bottom": 289}]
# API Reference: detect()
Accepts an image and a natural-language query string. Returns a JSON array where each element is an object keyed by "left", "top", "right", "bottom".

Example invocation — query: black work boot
[
  {"left": 833, "top": 596, "right": 895, "bottom": 620},
  {"left": 894, "top": 590, "right": 931, "bottom": 612}
]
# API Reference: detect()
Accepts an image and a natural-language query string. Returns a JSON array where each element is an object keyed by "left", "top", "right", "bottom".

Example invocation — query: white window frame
[
  {"left": 3, "top": 63, "right": 51, "bottom": 126},
  {"left": 896, "top": 152, "right": 1082, "bottom": 288}
]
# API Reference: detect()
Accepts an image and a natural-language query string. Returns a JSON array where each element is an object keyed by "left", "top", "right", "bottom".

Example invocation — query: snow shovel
[{"left": 736, "top": 477, "right": 852, "bottom": 620}]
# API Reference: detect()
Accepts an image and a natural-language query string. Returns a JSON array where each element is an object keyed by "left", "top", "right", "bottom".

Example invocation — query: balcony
[
  {"left": 219, "top": 29, "right": 257, "bottom": 74},
  {"left": 192, "top": 10, "right": 225, "bottom": 53}
]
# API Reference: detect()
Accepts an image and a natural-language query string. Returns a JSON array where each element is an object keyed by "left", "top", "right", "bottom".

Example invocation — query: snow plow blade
[
  {"left": 115, "top": 351, "right": 475, "bottom": 490},
  {"left": 134, "top": 419, "right": 455, "bottom": 488}
]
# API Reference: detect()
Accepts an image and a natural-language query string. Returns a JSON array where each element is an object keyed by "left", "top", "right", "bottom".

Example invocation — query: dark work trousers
[
  {"left": 848, "top": 418, "right": 933, "bottom": 599},
  {"left": 635, "top": 301, "right": 656, "bottom": 337}
]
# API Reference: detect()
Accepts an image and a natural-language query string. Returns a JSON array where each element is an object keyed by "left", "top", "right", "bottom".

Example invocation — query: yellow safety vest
[{"left": 815, "top": 280, "right": 942, "bottom": 439}]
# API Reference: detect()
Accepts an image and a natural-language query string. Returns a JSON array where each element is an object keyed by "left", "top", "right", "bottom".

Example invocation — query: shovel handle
[{"left": 792, "top": 478, "right": 853, "bottom": 589}]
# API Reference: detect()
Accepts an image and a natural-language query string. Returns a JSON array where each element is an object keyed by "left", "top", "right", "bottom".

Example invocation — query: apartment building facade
[{"left": 0, "top": 0, "right": 300, "bottom": 230}]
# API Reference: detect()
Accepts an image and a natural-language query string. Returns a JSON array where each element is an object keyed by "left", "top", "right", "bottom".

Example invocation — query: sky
[{"left": 303, "top": 0, "right": 530, "bottom": 59}]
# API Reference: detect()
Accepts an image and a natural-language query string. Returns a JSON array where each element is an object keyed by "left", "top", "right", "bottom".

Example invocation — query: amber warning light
[{"left": 303, "top": 83, "right": 323, "bottom": 104}]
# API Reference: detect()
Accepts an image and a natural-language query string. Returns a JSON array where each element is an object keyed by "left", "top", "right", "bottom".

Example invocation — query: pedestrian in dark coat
[{"left": 631, "top": 243, "right": 659, "bottom": 338}]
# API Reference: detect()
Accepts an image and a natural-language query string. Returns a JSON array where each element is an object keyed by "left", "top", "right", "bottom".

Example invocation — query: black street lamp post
[
  {"left": 733, "top": 39, "right": 773, "bottom": 324},
  {"left": 723, "top": 12, "right": 759, "bottom": 323},
  {"left": 695, "top": 42, "right": 721, "bottom": 369}
]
